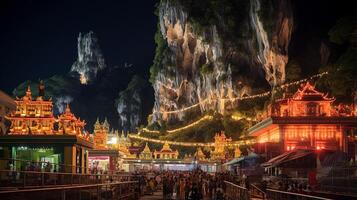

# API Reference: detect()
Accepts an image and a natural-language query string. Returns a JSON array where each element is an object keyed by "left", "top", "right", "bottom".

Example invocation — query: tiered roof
[
  {"left": 6, "top": 84, "right": 89, "bottom": 139},
  {"left": 154, "top": 142, "right": 179, "bottom": 159},
  {"left": 57, "top": 104, "right": 86, "bottom": 135},
  {"left": 292, "top": 82, "right": 334, "bottom": 102}
]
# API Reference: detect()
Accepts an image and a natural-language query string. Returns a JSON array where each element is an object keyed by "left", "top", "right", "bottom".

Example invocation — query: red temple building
[
  {"left": 92, "top": 118, "right": 110, "bottom": 150},
  {"left": 0, "top": 84, "right": 93, "bottom": 173},
  {"left": 57, "top": 104, "right": 86, "bottom": 136},
  {"left": 7, "top": 86, "right": 55, "bottom": 135},
  {"left": 88, "top": 119, "right": 120, "bottom": 172},
  {"left": 249, "top": 82, "right": 357, "bottom": 159},
  {"left": 153, "top": 142, "right": 179, "bottom": 159}
]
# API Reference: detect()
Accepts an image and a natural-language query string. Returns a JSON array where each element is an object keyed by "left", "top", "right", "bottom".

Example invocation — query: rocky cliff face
[
  {"left": 71, "top": 31, "right": 106, "bottom": 84},
  {"left": 14, "top": 31, "right": 152, "bottom": 132},
  {"left": 151, "top": 0, "right": 293, "bottom": 123},
  {"left": 116, "top": 76, "right": 152, "bottom": 132}
]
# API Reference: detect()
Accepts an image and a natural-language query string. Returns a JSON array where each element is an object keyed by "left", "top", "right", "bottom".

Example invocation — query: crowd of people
[
  {"left": 134, "top": 168, "right": 319, "bottom": 200},
  {"left": 132, "top": 168, "right": 261, "bottom": 200},
  {"left": 143, "top": 169, "right": 242, "bottom": 200}
]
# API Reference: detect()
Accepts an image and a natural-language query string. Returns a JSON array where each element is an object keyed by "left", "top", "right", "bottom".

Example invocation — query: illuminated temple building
[
  {"left": 139, "top": 143, "right": 153, "bottom": 160},
  {"left": 93, "top": 118, "right": 110, "bottom": 150},
  {"left": 89, "top": 119, "right": 122, "bottom": 172},
  {"left": 88, "top": 118, "right": 136, "bottom": 172},
  {"left": 249, "top": 82, "right": 357, "bottom": 159},
  {"left": 154, "top": 142, "right": 179, "bottom": 159},
  {"left": 211, "top": 131, "right": 232, "bottom": 160},
  {"left": 0, "top": 84, "right": 93, "bottom": 174},
  {"left": 57, "top": 104, "right": 86, "bottom": 136},
  {"left": 7, "top": 86, "right": 55, "bottom": 135}
]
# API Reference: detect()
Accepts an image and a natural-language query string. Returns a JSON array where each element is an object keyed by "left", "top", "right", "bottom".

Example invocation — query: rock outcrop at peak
[
  {"left": 150, "top": 0, "right": 293, "bottom": 123},
  {"left": 115, "top": 76, "right": 153, "bottom": 133},
  {"left": 71, "top": 31, "right": 106, "bottom": 84}
]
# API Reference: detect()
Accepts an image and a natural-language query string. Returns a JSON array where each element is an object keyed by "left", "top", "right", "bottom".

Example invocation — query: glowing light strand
[
  {"left": 128, "top": 134, "right": 256, "bottom": 147},
  {"left": 141, "top": 115, "right": 213, "bottom": 135},
  {"left": 129, "top": 134, "right": 214, "bottom": 147},
  {"left": 142, "top": 72, "right": 329, "bottom": 137},
  {"left": 167, "top": 115, "right": 213, "bottom": 134},
  {"left": 152, "top": 72, "right": 328, "bottom": 115}
]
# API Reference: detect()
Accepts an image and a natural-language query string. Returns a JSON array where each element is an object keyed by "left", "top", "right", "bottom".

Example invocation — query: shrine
[
  {"left": 249, "top": 82, "right": 357, "bottom": 159},
  {"left": 195, "top": 148, "right": 206, "bottom": 161},
  {"left": 7, "top": 85, "right": 55, "bottom": 135},
  {"left": 211, "top": 131, "right": 231, "bottom": 160},
  {"left": 139, "top": 143, "right": 153, "bottom": 160},
  {"left": 153, "top": 142, "right": 179, "bottom": 159},
  {"left": 57, "top": 104, "right": 86, "bottom": 136},
  {"left": 92, "top": 118, "right": 110, "bottom": 150},
  {"left": 0, "top": 84, "right": 93, "bottom": 174},
  {"left": 88, "top": 119, "right": 123, "bottom": 172}
]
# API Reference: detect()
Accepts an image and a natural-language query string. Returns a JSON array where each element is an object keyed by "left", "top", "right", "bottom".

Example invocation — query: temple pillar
[
  {"left": 80, "top": 147, "right": 85, "bottom": 174},
  {"left": 310, "top": 125, "right": 314, "bottom": 148},
  {"left": 279, "top": 125, "right": 285, "bottom": 152},
  {"left": 64, "top": 146, "right": 76, "bottom": 173}
]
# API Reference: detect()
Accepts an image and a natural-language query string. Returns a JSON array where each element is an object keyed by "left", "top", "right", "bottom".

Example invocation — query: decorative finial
[
  {"left": 38, "top": 80, "right": 45, "bottom": 97},
  {"left": 103, "top": 117, "right": 109, "bottom": 128},
  {"left": 26, "top": 85, "right": 31, "bottom": 94},
  {"left": 65, "top": 103, "right": 71, "bottom": 113}
]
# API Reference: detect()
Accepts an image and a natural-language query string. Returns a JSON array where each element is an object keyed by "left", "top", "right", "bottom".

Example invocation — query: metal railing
[
  {"left": 0, "top": 170, "right": 134, "bottom": 188},
  {"left": 224, "top": 181, "right": 249, "bottom": 200},
  {"left": 250, "top": 183, "right": 266, "bottom": 199},
  {"left": 266, "top": 188, "right": 333, "bottom": 200},
  {"left": 0, "top": 181, "right": 139, "bottom": 200}
]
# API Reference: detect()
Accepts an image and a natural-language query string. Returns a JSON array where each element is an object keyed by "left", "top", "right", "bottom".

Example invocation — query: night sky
[{"left": 0, "top": 0, "right": 157, "bottom": 94}]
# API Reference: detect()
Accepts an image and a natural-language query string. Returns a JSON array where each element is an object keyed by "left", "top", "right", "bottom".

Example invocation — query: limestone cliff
[
  {"left": 151, "top": 0, "right": 293, "bottom": 123},
  {"left": 70, "top": 31, "right": 106, "bottom": 84},
  {"left": 115, "top": 76, "right": 153, "bottom": 132}
]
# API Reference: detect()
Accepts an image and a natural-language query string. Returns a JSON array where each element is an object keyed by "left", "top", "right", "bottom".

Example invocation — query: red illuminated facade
[
  {"left": 249, "top": 82, "right": 357, "bottom": 157},
  {"left": 7, "top": 86, "right": 55, "bottom": 135},
  {"left": 1, "top": 84, "right": 92, "bottom": 174}
]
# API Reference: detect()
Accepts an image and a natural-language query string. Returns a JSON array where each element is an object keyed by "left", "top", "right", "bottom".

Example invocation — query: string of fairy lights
[
  {"left": 152, "top": 72, "right": 329, "bottom": 115},
  {"left": 135, "top": 72, "right": 329, "bottom": 147},
  {"left": 141, "top": 115, "right": 213, "bottom": 134},
  {"left": 129, "top": 134, "right": 214, "bottom": 147},
  {"left": 128, "top": 134, "right": 256, "bottom": 147}
]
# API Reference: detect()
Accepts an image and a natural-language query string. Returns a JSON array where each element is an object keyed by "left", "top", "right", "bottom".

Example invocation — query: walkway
[{"left": 140, "top": 191, "right": 163, "bottom": 200}]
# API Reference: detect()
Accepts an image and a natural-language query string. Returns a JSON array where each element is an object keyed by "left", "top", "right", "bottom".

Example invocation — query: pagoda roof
[
  {"left": 58, "top": 104, "right": 86, "bottom": 126},
  {"left": 292, "top": 82, "right": 334, "bottom": 102},
  {"left": 14, "top": 98, "right": 53, "bottom": 104},
  {"left": 195, "top": 148, "right": 206, "bottom": 159},
  {"left": 248, "top": 116, "right": 357, "bottom": 136},
  {"left": 15, "top": 85, "right": 52, "bottom": 103},
  {"left": 155, "top": 142, "right": 178, "bottom": 153},
  {"left": 141, "top": 143, "right": 152, "bottom": 154}
]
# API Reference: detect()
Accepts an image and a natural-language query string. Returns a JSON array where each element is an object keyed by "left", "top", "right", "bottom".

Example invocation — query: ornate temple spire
[
  {"left": 195, "top": 147, "right": 206, "bottom": 160},
  {"left": 143, "top": 143, "right": 151, "bottom": 153},
  {"left": 65, "top": 103, "right": 71, "bottom": 113},
  {"left": 103, "top": 117, "right": 110, "bottom": 130},
  {"left": 94, "top": 117, "right": 101, "bottom": 131},
  {"left": 23, "top": 85, "right": 32, "bottom": 100},
  {"left": 161, "top": 142, "right": 172, "bottom": 151}
]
